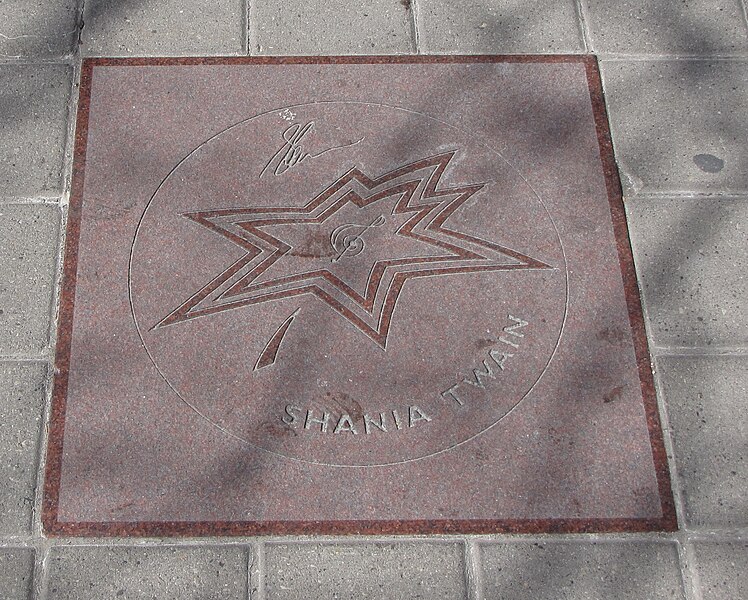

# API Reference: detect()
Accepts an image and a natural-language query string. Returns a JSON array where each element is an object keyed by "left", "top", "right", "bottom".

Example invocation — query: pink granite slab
[{"left": 44, "top": 56, "right": 676, "bottom": 536}]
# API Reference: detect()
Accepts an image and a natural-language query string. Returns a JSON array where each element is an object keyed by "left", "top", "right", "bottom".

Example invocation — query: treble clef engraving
[{"left": 330, "top": 214, "right": 386, "bottom": 263}]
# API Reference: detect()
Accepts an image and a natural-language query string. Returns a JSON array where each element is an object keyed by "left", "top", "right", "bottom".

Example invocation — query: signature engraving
[
  {"left": 330, "top": 214, "right": 386, "bottom": 263},
  {"left": 260, "top": 121, "right": 364, "bottom": 178}
]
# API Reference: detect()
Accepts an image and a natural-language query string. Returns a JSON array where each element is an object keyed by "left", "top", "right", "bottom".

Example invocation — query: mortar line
[
  {"left": 41, "top": 203, "right": 65, "bottom": 367},
  {"left": 33, "top": 543, "right": 51, "bottom": 600},
  {"left": 76, "top": 0, "right": 86, "bottom": 53},
  {"left": 653, "top": 346, "right": 748, "bottom": 357},
  {"left": 572, "top": 0, "right": 592, "bottom": 53},
  {"left": 680, "top": 537, "right": 704, "bottom": 600},
  {"left": 472, "top": 534, "right": 683, "bottom": 544},
  {"left": 3, "top": 532, "right": 746, "bottom": 550},
  {"left": 686, "top": 530, "right": 748, "bottom": 541},
  {"left": 0, "top": 197, "right": 64, "bottom": 205},
  {"left": 625, "top": 191, "right": 748, "bottom": 200},
  {"left": 243, "top": 0, "right": 250, "bottom": 56},
  {"left": 246, "top": 544, "right": 254, "bottom": 600},
  {"left": 60, "top": 58, "right": 83, "bottom": 209},
  {"left": 599, "top": 54, "right": 748, "bottom": 61},
  {"left": 0, "top": 532, "right": 702, "bottom": 547},
  {"left": 31, "top": 203, "right": 69, "bottom": 541},
  {"left": 739, "top": 0, "right": 748, "bottom": 30},
  {"left": 0, "top": 537, "right": 40, "bottom": 548},
  {"left": 409, "top": 0, "right": 421, "bottom": 54},
  {"left": 651, "top": 356, "right": 688, "bottom": 531},
  {"left": 246, "top": 0, "right": 257, "bottom": 55},
  {"left": 464, "top": 539, "right": 482, "bottom": 600},
  {"left": 255, "top": 540, "right": 266, "bottom": 600},
  {"left": 0, "top": 58, "right": 76, "bottom": 66},
  {"left": 30, "top": 359, "right": 54, "bottom": 541}
]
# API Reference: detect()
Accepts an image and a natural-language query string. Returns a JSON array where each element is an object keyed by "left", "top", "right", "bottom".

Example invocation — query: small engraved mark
[
  {"left": 255, "top": 308, "right": 300, "bottom": 370},
  {"left": 279, "top": 108, "right": 296, "bottom": 121},
  {"left": 330, "top": 214, "right": 386, "bottom": 263},
  {"left": 260, "top": 121, "right": 365, "bottom": 178}
]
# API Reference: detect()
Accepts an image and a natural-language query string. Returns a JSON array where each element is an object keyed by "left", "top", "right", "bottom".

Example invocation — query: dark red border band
[
  {"left": 583, "top": 59, "right": 677, "bottom": 533},
  {"left": 43, "top": 55, "right": 677, "bottom": 537}
]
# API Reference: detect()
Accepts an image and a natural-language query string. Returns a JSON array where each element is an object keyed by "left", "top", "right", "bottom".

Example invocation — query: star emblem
[{"left": 155, "top": 151, "right": 554, "bottom": 349}]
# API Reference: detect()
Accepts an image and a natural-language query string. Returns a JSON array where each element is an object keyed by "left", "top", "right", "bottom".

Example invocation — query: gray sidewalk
[{"left": 1, "top": 1, "right": 747, "bottom": 599}]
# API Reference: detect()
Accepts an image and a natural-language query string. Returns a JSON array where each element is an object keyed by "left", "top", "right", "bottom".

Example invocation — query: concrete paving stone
[
  {"left": 583, "top": 0, "right": 748, "bottom": 55},
  {"left": 0, "top": 549, "right": 34, "bottom": 600},
  {"left": 601, "top": 60, "right": 748, "bottom": 196},
  {"left": 81, "top": 0, "right": 244, "bottom": 56},
  {"left": 657, "top": 356, "right": 747, "bottom": 528},
  {"left": 626, "top": 197, "right": 747, "bottom": 348},
  {"left": 480, "top": 540, "right": 684, "bottom": 599},
  {"left": 690, "top": 540, "right": 748, "bottom": 600},
  {"left": 46, "top": 545, "right": 248, "bottom": 599},
  {"left": 252, "top": 0, "right": 413, "bottom": 55},
  {"left": 417, "top": 0, "right": 583, "bottom": 53},
  {"left": 0, "top": 363, "right": 47, "bottom": 535},
  {"left": 0, "top": 0, "right": 78, "bottom": 58},
  {"left": 0, "top": 65, "right": 72, "bottom": 198},
  {"left": 264, "top": 542, "right": 466, "bottom": 599},
  {"left": 0, "top": 204, "right": 61, "bottom": 354},
  {"left": 0, "top": 205, "right": 60, "bottom": 354}
]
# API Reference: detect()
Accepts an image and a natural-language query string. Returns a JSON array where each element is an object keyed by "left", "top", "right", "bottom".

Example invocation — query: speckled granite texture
[{"left": 44, "top": 56, "right": 674, "bottom": 536}]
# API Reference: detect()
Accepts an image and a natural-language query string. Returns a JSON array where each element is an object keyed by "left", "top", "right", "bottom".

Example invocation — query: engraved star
[{"left": 155, "top": 152, "right": 554, "bottom": 348}]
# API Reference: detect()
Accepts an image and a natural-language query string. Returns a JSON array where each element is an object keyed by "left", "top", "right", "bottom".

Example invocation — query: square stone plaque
[{"left": 44, "top": 56, "right": 676, "bottom": 536}]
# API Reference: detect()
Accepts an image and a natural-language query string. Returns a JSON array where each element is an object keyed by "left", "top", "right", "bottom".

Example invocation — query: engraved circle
[{"left": 130, "top": 101, "right": 568, "bottom": 467}]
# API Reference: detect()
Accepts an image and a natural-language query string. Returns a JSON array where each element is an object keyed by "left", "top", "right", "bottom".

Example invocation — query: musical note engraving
[{"left": 330, "top": 214, "right": 386, "bottom": 263}]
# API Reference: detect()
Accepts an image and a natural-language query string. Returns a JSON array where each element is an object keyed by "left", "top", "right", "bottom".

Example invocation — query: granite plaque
[{"left": 44, "top": 56, "right": 676, "bottom": 535}]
